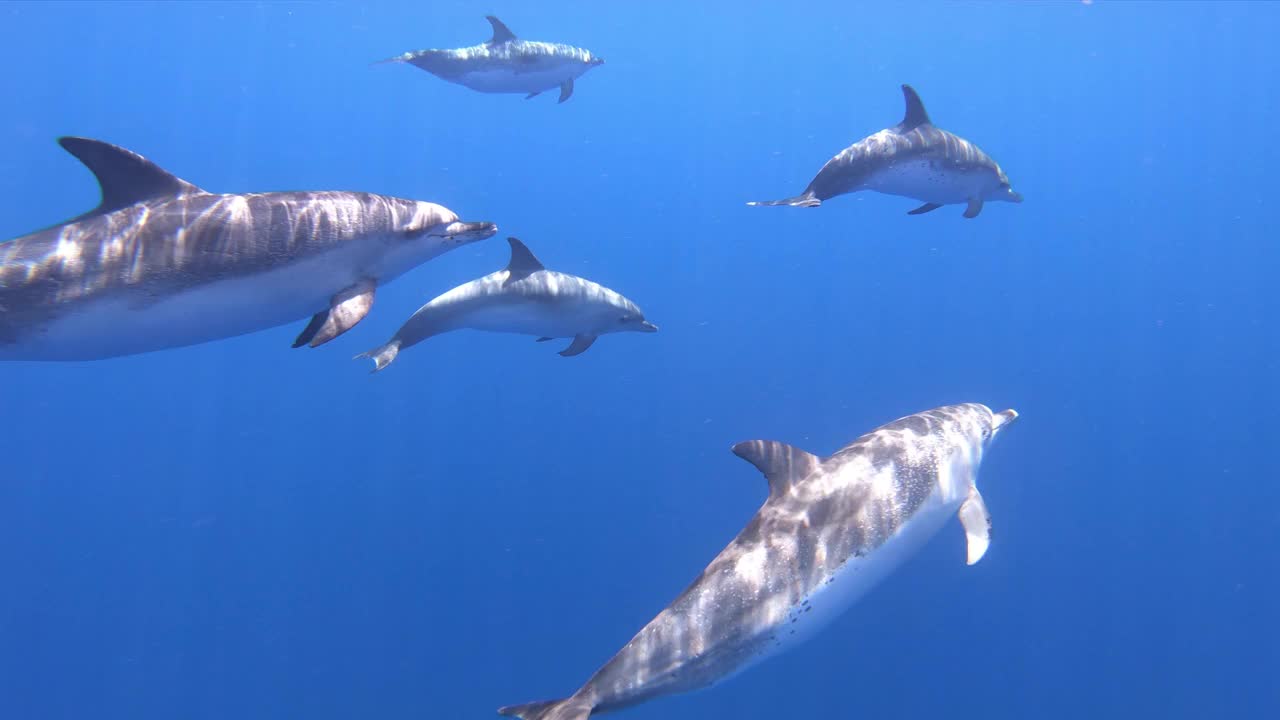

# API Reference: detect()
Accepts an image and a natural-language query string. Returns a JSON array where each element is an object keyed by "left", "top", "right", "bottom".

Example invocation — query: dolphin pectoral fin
[
  {"left": 535, "top": 337, "right": 554, "bottom": 342},
  {"left": 558, "top": 334, "right": 597, "bottom": 357},
  {"left": 558, "top": 78, "right": 574, "bottom": 104},
  {"left": 307, "top": 280, "right": 376, "bottom": 348},
  {"left": 907, "top": 202, "right": 943, "bottom": 215},
  {"left": 731, "top": 440, "right": 821, "bottom": 496},
  {"left": 292, "top": 312, "right": 328, "bottom": 348},
  {"left": 958, "top": 486, "right": 991, "bottom": 565},
  {"left": 525, "top": 91, "right": 541, "bottom": 100},
  {"left": 963, "top": 198, "right": 984, "bottom": 219},
  {"left": 499, "top": 696, "right": 592, "bottom": 720}
]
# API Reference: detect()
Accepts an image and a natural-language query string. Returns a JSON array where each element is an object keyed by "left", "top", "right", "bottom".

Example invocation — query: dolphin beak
[
  {"left": 1009, "top": 190, "right": 1024, "bottom": 204},
  {"left": 443, "top": 221, "right": 498, "bottom": 242},
  {"left": 992, "top": 408, "right": 1019, "bottom": 434},
  {"left": 639, "top": 320, "right": 658, "bottom": 333}
]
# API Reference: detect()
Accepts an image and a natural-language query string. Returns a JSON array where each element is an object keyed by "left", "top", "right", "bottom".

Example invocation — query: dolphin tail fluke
[
  {"left": 746, "top": 192, "right": 821, "bottom": 208},
  {"left": 498, "top": 696, "right": 592, "bottom": 720},
  {"left": 354, "top": 340, "right": 401, "bottom": 373}
]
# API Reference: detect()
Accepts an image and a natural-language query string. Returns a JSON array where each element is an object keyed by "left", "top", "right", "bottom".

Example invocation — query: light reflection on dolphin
[
  {"left": 0, "top": 137, "right": 496, "bottom": 360},
  {"left": 500, "top": 403, "right": 1019, "bottom": 720}
]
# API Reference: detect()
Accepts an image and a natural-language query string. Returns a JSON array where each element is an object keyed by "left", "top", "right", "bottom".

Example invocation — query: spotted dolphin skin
[
  {"left": 357, "top": 237, "right": 657, "bottom": 372},
  {"left": 0, "top": 137, "right": 497, "bottom": 361},
  {"left": 749, "top": 85, "right": 1022, "bottom": 218},
  {"left": 499, "top": 403, "right": 1018, "bottom": 720},
  {"left": 380, "top": 16, "right": 604, "bottom": 103}
]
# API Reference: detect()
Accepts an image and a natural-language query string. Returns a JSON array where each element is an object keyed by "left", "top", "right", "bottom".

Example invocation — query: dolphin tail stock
[
  {"left": 353, "top": 340, "right": 401, "bottom": 373},
  {"left": 746, "top": 191, "right": 821, "bottom": 208},
  {"left": 498, "top": 696, "right": 592, "bottom": 720}
]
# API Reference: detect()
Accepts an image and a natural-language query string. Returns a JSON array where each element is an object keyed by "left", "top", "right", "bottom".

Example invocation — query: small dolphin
[
  {"left": 380, "top": 16, "right": 604, "bottom": 104},
  {"left": 0, "top": 137, "right": 497, "bottom": 361},
  {"left": 358, "top": 237, "right": 656, "bottom": 371},
  {"left": 749, "top": 85, "right": 1022, "bottom": 218},
  {"left": 499, "top": 403, "right": 1018, "bottom": 720}
]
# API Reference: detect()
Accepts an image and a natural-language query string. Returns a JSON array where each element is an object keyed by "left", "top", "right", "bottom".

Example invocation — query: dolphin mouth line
[
  {"left": 639, "top": 321, "right": 659, "bottom": 332},
  {"left": 437, "top": 221, "right": 498, "bottom": 240}
]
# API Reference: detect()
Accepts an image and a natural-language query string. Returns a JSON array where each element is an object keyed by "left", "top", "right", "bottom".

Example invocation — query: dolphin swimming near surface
[
  {"left": 380, "top": 16, "right": 604, "bottom": 103},
  {"left": 499, "top": 403, "right": 1019, "bottom": 720},
  {"left": 358, "top": 237, "right": 656, "bottom": 371},
  {"left": 749, "top": 85, "right": 1022, "bottom": 218},
  {"left": 0, "top": 137, "right": 497, "bottom": 361}
]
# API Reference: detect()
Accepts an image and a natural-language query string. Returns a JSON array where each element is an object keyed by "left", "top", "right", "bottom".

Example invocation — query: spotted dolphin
[
  {"left": 749, "top": 85, "right": 1022, "bottom": 218},
  {"left": 380, "top": 16, "right": 604, "bottom": 103},
  {"left": 357, "top": 237, "right": 656, "bottom": 371},
  {"left": 0, "top": 137, "right": 497, "bottom": 361},
  {"left": 499, "top": 403, "right": 1019, "bottom": 720}
]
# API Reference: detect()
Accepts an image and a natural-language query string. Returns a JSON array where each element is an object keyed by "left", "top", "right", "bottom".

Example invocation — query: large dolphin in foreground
[
  {"left": 500, "top": 403, "right": 1019, "bottom": 720},
  {"left": 358, "top": 237, "right": 656, "bottom": 371},
  {"left": 380, "top": 16, "right": 604, "bottom": 104},
  {"left": 749, "top": 85, "right": 1022, "bottom": 218},
  {"left": 0, "top": 137, "right": 497, "bottom": 361}
]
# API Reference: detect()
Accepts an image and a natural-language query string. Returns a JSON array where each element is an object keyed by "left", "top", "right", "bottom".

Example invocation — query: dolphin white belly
[
  {"left": 3, "top": 247, "right": 370, "bottom": 360},
  {"left": 458, "top": 67, "right": 575, "bottom": 94},
  {"left": 864, "top": 160, "right": 988, "bottom": 204}
]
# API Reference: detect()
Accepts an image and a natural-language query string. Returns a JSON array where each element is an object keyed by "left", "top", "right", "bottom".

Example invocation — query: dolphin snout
[
  {"left": 1009, "top": 190, "right": 1024, "bottom": 204},
  {"left": 992, "top": 408, "right": 1019, "bottom": 433},
  {"left": 639, "top": 320, "right": 658, "bottom": 332},
  {"left": 444, "top": 221, "right": 498, "bottom": 242}
]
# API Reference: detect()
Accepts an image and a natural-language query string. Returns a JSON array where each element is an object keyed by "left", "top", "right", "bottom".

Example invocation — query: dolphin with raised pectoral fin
[
  {"left": 357, "top": 237, "right": 656, "bottom": 372},
  {"left": 0, "top": 137, "right": 497, "bottom": 361},
  {"left": 749, "top": 85, "right": 1022, "bottom": 218},
  {"left": 499, "top": 403, "right": 1019, "bottom": 720},
  {"left": 379, "top": 16, "right": 604, "bottom": 103}
]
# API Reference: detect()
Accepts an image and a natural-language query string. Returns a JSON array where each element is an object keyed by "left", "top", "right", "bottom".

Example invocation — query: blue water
[{"left": 1, "top": 1, "right": 1277, "bottom": 718}]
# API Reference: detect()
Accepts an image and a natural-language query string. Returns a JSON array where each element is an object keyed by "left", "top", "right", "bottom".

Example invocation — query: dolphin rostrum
[
  {"left": 379, "top": 16, "right": 604, "bottom": 104},
  {"left": 499, "top": 403, "right": 1019, "bottom": 720},
  {"left": 0, "top": 137, "right": 497, "bottom": 361},
  {"left": 357, "top": 237, "right": 656, "bottom": 371},
  {"left": 749, "top": 85, "right": 1022, "bottom": 218}
]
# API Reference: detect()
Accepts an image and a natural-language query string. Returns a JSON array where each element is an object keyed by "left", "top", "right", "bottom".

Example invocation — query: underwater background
[{"left": 1, "top": 1, "right": 1277, "bottom": 718}]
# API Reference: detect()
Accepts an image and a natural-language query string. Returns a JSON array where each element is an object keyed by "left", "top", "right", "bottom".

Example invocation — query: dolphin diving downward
[
  {"left": 499, "top": 403, "right": 1019, "bottom": 720},
  {"left": 380, "top": 16, "right": 604, "bottom": 104},
  {"left": 358, "top": 237, "right": 657, "bottom": 371},
  {"left": 0, "top": 137, "right": 497, "bottom": 361},
  {"left": 749, "top": 85, "right": 1022, "bottom": 218}
]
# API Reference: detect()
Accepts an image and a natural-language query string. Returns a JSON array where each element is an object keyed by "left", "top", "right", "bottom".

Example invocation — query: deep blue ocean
[{"left": 2, "top": 2, "right": 1277, "bottom": 718}]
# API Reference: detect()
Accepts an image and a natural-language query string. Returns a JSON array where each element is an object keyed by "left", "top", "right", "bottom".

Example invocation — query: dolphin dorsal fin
[
  {"left": 503, "top": 237, "right": 545, "bottom": 286},
  {"left": 896, "top": 84, "right": 932, "bottom": 131},
  {"left": 58, "top": 136, "right": 203, "bottom": 218},
  {"left": 731, "top": 440, "right": 821, "bottom": 496},
  {"left": 485, "top": 15, "right": 517, "bottom": 44}
]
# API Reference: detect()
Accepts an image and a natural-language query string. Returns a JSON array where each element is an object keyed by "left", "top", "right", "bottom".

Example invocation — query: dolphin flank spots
[{"left": 498, "top": 404, "right": 1018, "bottom": 720}]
